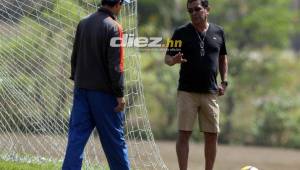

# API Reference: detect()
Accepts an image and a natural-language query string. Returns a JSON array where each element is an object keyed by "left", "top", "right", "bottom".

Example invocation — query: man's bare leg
[
  {"left": 204, "top": 132, "right": 218, "bottom": 170},
  {"left": 176, "top": 130, "right": 192, "bottom": 170}
]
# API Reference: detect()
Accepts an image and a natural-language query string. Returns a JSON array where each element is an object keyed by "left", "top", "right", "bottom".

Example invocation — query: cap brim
[{"left": 123, "top": 0, "right": 130, "bottom": 4}]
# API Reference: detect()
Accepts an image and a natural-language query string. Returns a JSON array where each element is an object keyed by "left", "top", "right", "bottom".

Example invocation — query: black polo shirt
[{"left": 166, "top": 23, "right": 227, "bottom": 94}]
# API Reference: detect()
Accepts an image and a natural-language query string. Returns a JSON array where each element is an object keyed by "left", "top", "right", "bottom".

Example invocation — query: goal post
[{"left": 0, "top": 0, "right": 168, "bottom": 169}]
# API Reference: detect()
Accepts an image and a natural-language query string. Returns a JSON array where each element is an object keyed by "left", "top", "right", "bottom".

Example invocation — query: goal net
[{"left": 0, "top": 0, "right": 167, "bottom": 169}]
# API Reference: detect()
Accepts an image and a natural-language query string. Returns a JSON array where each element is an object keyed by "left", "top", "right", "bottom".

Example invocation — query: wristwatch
[{"left": 221, "top": 81, "right": 228, "bottom": 87}]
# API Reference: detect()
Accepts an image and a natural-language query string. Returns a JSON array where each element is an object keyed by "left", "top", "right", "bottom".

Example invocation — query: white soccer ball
[{"left": 241, "top": 165, "right": 259, "bottom": 170}]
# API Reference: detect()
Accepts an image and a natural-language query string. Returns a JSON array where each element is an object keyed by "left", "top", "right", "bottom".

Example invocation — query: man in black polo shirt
[{"left": 165, "top": 0, "right": 228, "bottom": 170}]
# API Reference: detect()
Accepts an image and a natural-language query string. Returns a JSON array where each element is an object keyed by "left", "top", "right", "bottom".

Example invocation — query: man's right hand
[
  {"left": 114, "top": 97, "right": 125, "bottom": 112},
  {"left": 165, "top": 52, "right": 187, "bottom": 66},
  {"left": 172, "top": 52, "right": 187, "bottom": 65}
]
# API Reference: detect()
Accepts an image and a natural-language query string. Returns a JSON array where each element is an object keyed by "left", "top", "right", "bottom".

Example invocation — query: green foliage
[
  {"left": 138, "top": 0, "right": 188, "bottom": 37},
  {"left": 210, "top": 0, "right": 297, "bottom": 49},
  {"left": 255, "top": 95, "right": 300, "bottom": 148},
  {"left": 141, "top": 51, "right": 179, "bottom": 139}
]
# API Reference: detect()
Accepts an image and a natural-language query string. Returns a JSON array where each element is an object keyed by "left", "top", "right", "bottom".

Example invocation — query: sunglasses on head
[{"left": 187, "top": 6, "right": 204, "bottom": 14}]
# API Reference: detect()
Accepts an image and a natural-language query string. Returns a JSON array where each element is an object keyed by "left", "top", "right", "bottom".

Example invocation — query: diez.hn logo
[{"left": 110, "top": 34, "right": 182, "bottom": 48}]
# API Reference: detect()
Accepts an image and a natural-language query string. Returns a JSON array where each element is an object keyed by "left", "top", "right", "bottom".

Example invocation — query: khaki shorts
[{"left": 177, "top": 91, "right": 220, "bottom": 133}]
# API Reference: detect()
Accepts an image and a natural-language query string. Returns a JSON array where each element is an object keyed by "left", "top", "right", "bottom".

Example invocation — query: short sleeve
[
  {"left": 166, "top": 29, "right": 182, "bottom": 57},
  {"left": 220, "top": 29, "right": 227, "bottom": 55}
]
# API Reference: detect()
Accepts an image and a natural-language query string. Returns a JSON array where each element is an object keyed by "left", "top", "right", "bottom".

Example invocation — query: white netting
[{"left": 0, "top": 0, "right": 167, "bottom": 169}]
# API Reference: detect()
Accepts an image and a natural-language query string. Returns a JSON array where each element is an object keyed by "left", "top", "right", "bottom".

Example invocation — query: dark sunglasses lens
[
  {"left": 188, "top": 7, "right": 202, "bottom": 13},
  {"left": 194, "top": 7, "right": 201, "bottom": 11}
]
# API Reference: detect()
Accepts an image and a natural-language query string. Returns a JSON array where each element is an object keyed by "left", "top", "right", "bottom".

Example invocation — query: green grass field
[
  {"left": 0, "top": 160, "right": 58, "bottom": 170},
  {"left": 0, "top": 160, "right": 107, "bottom": 170}
]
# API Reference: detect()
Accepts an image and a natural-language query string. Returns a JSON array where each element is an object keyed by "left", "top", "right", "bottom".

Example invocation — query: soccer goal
[{"left": 0, "top": 0, "right": 167, "bottom": 169}]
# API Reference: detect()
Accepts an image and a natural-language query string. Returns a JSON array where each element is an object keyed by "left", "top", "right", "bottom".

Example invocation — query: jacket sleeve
[
  {"left": 107, "top": 24, "right": 125, "bottom": 97},
  {"left": 70, "top": 22, "right": 81, "bottom": 81}
]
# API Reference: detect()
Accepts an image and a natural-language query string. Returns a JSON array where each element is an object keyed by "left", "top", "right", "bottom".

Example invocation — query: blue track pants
[{"left": 62, "top": 88, "right": 130, "bottom": 170}]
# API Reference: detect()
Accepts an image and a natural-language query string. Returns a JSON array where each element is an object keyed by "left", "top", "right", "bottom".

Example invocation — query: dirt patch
[{"left": 157, "top": 141, "right": 300, "bottom": 170}]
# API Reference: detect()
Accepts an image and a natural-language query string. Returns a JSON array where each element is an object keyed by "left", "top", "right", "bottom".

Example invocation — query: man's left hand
[
  {"left": 218, "top": 84, "right": 227, "bottom": 96},
  {"left": 115, "top": 97, "right": 126, "bottom": 112}
]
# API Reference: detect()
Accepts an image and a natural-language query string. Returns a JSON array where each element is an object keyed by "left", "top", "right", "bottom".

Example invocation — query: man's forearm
[
  {"left": 219, "top": 55, "right": 228, "bottom": 81},
  {"left": 164, "top": 55, "right": 174, "bottom": 66}
]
